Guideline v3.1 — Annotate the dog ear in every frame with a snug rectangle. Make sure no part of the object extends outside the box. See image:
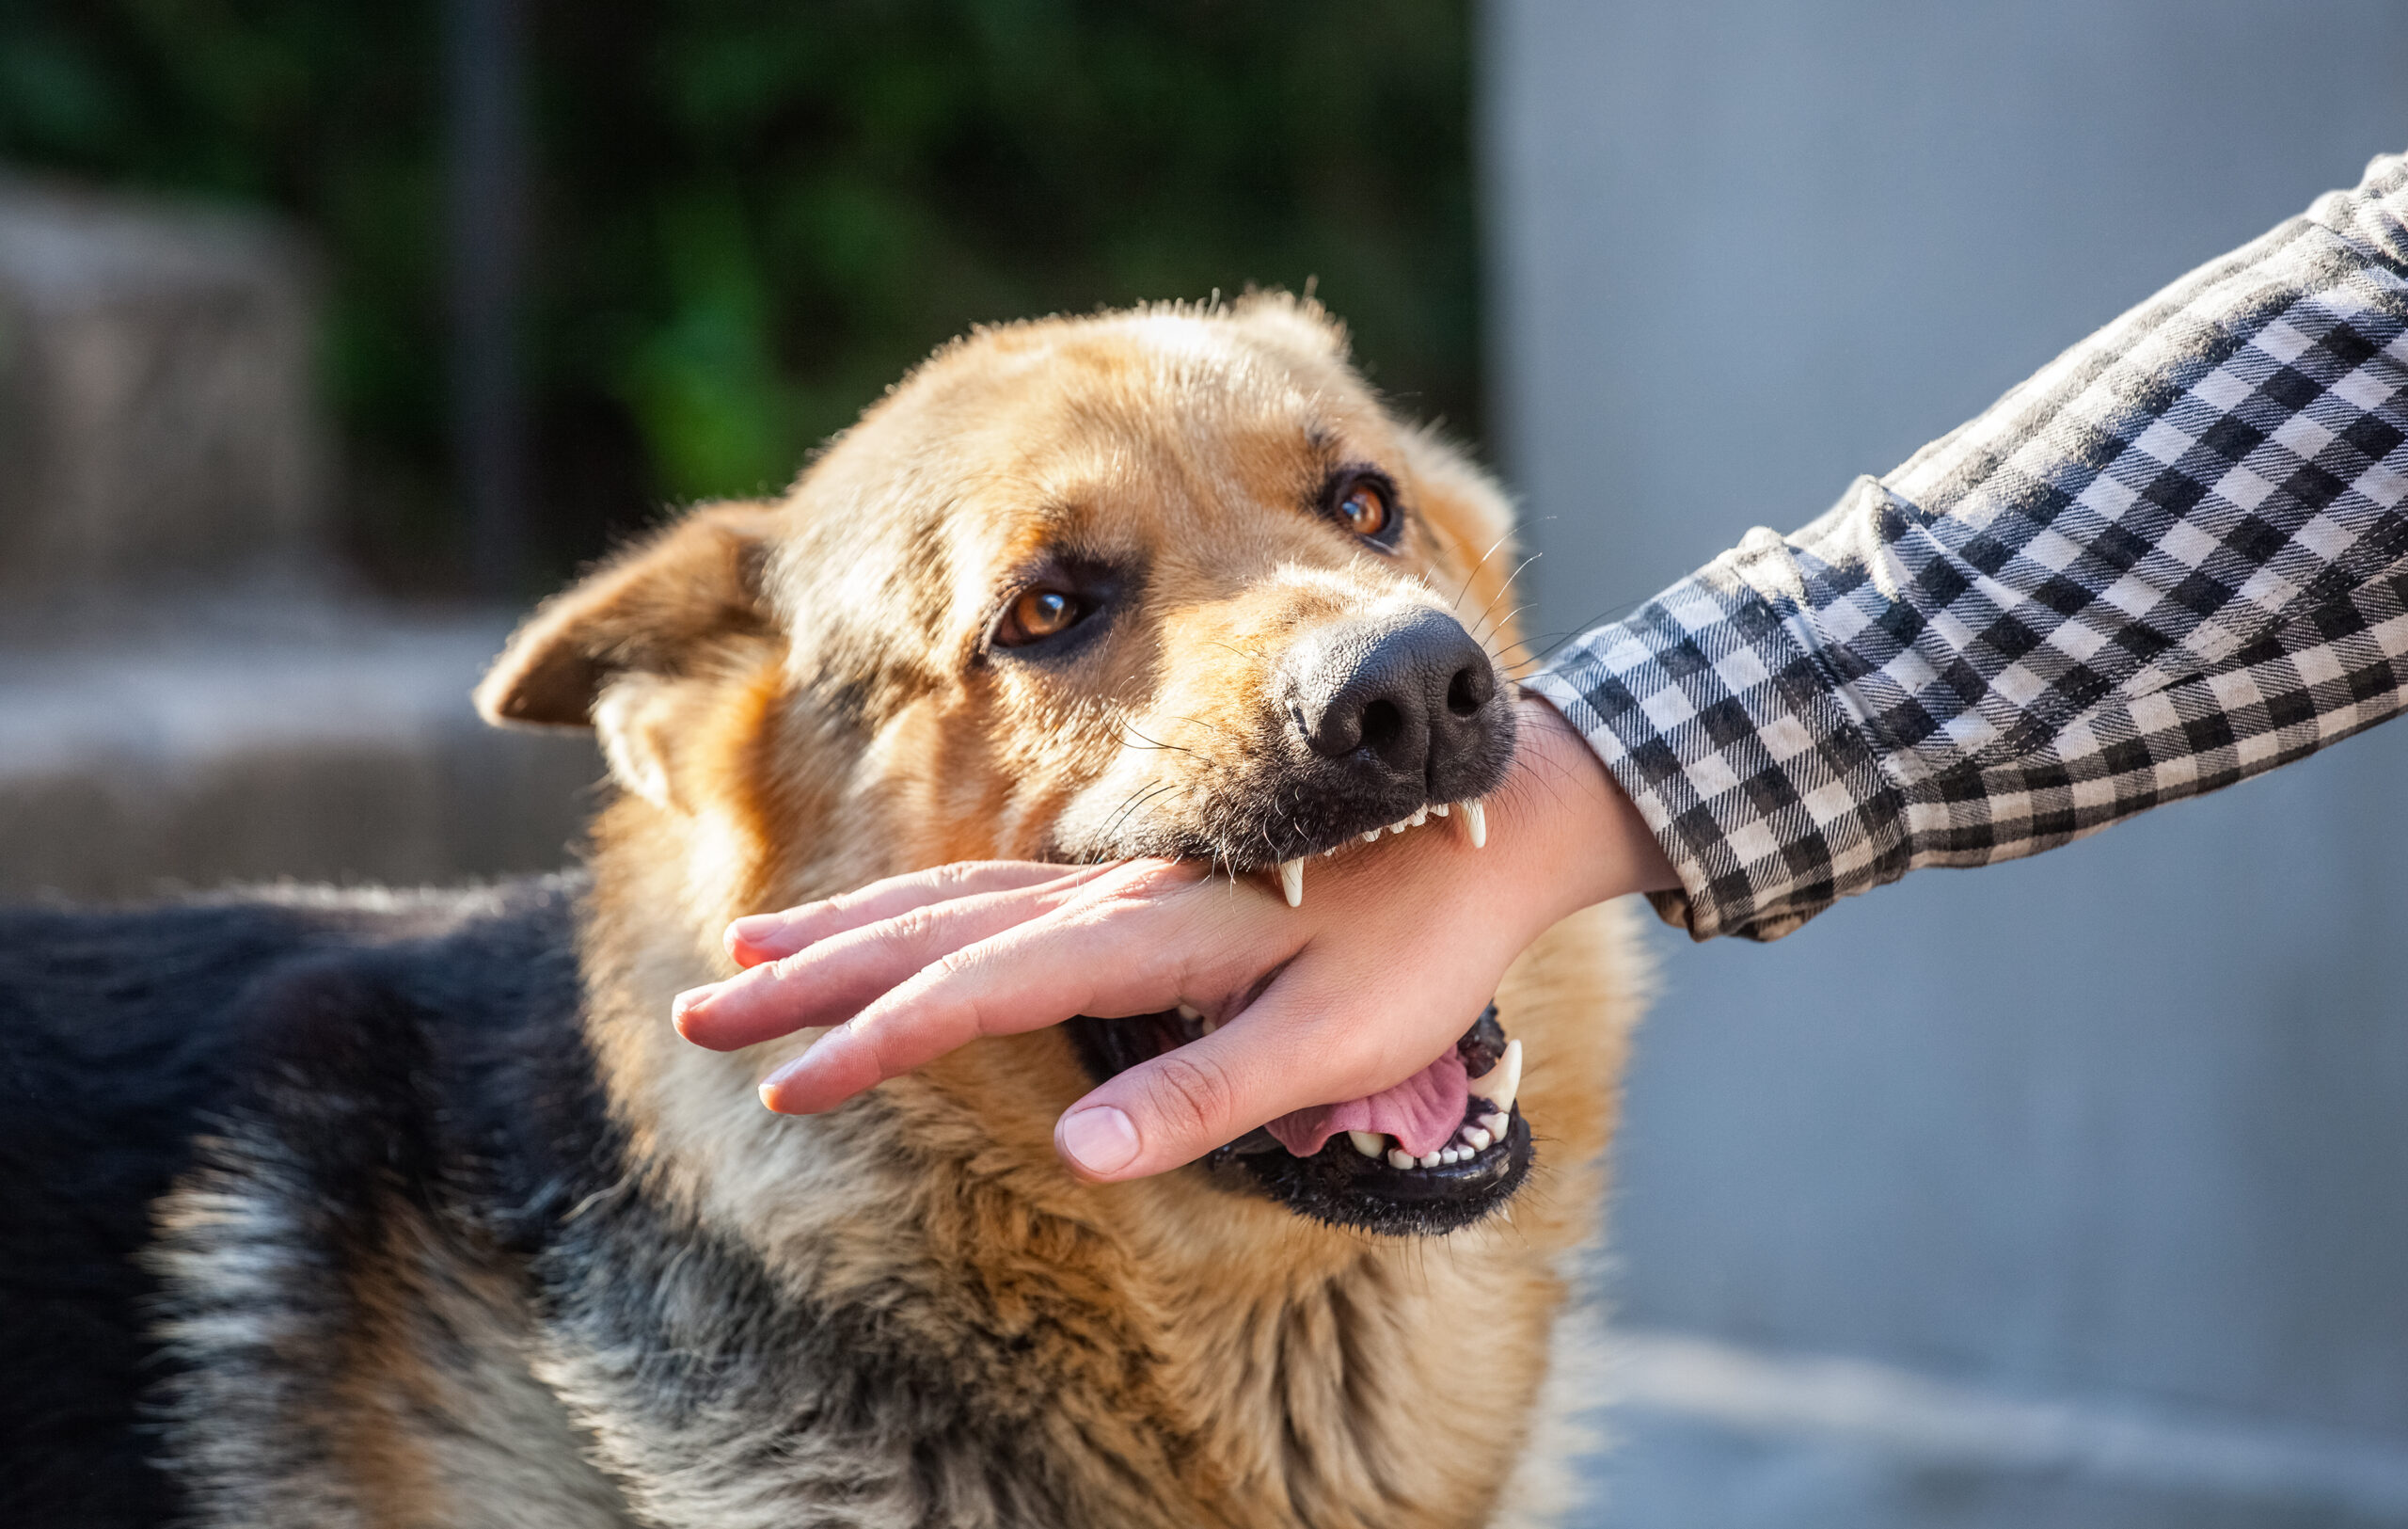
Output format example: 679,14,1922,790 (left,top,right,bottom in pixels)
476,502,782,801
